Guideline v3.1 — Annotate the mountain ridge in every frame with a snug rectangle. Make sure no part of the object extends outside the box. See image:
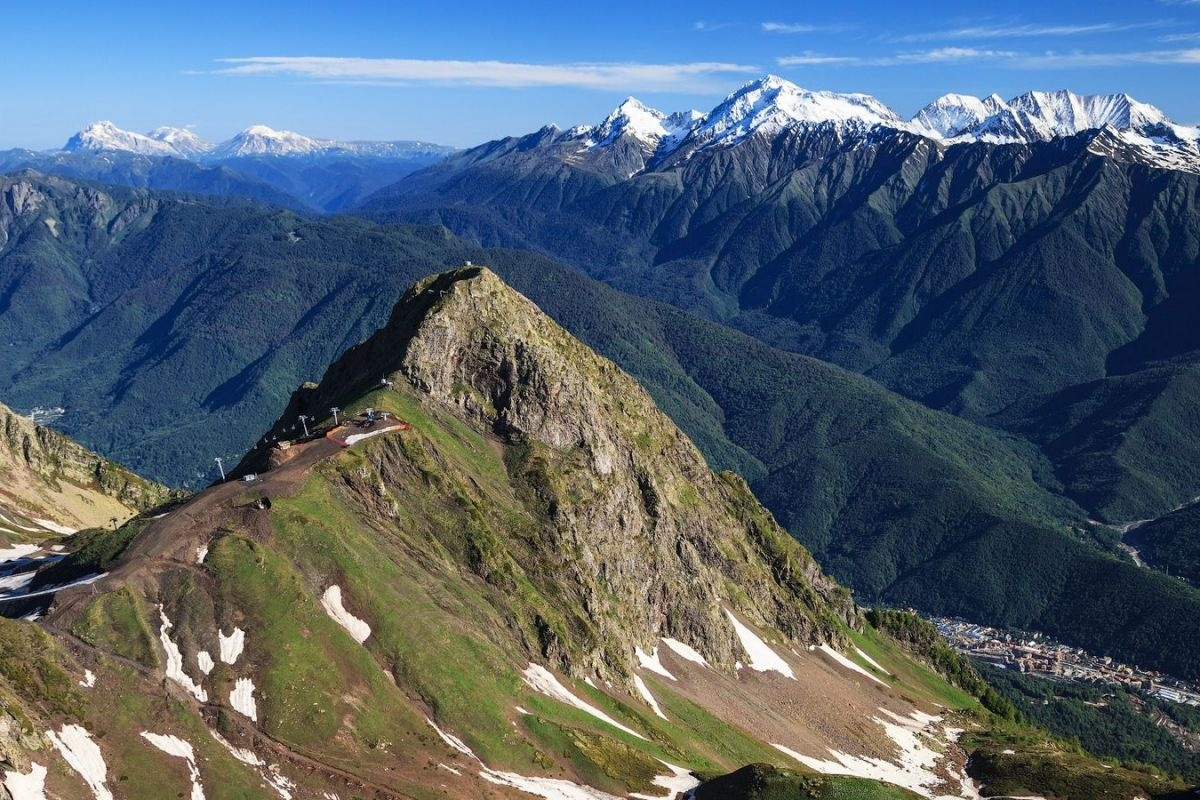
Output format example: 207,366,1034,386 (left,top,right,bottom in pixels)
0,264,1182,799
63,120,455,161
